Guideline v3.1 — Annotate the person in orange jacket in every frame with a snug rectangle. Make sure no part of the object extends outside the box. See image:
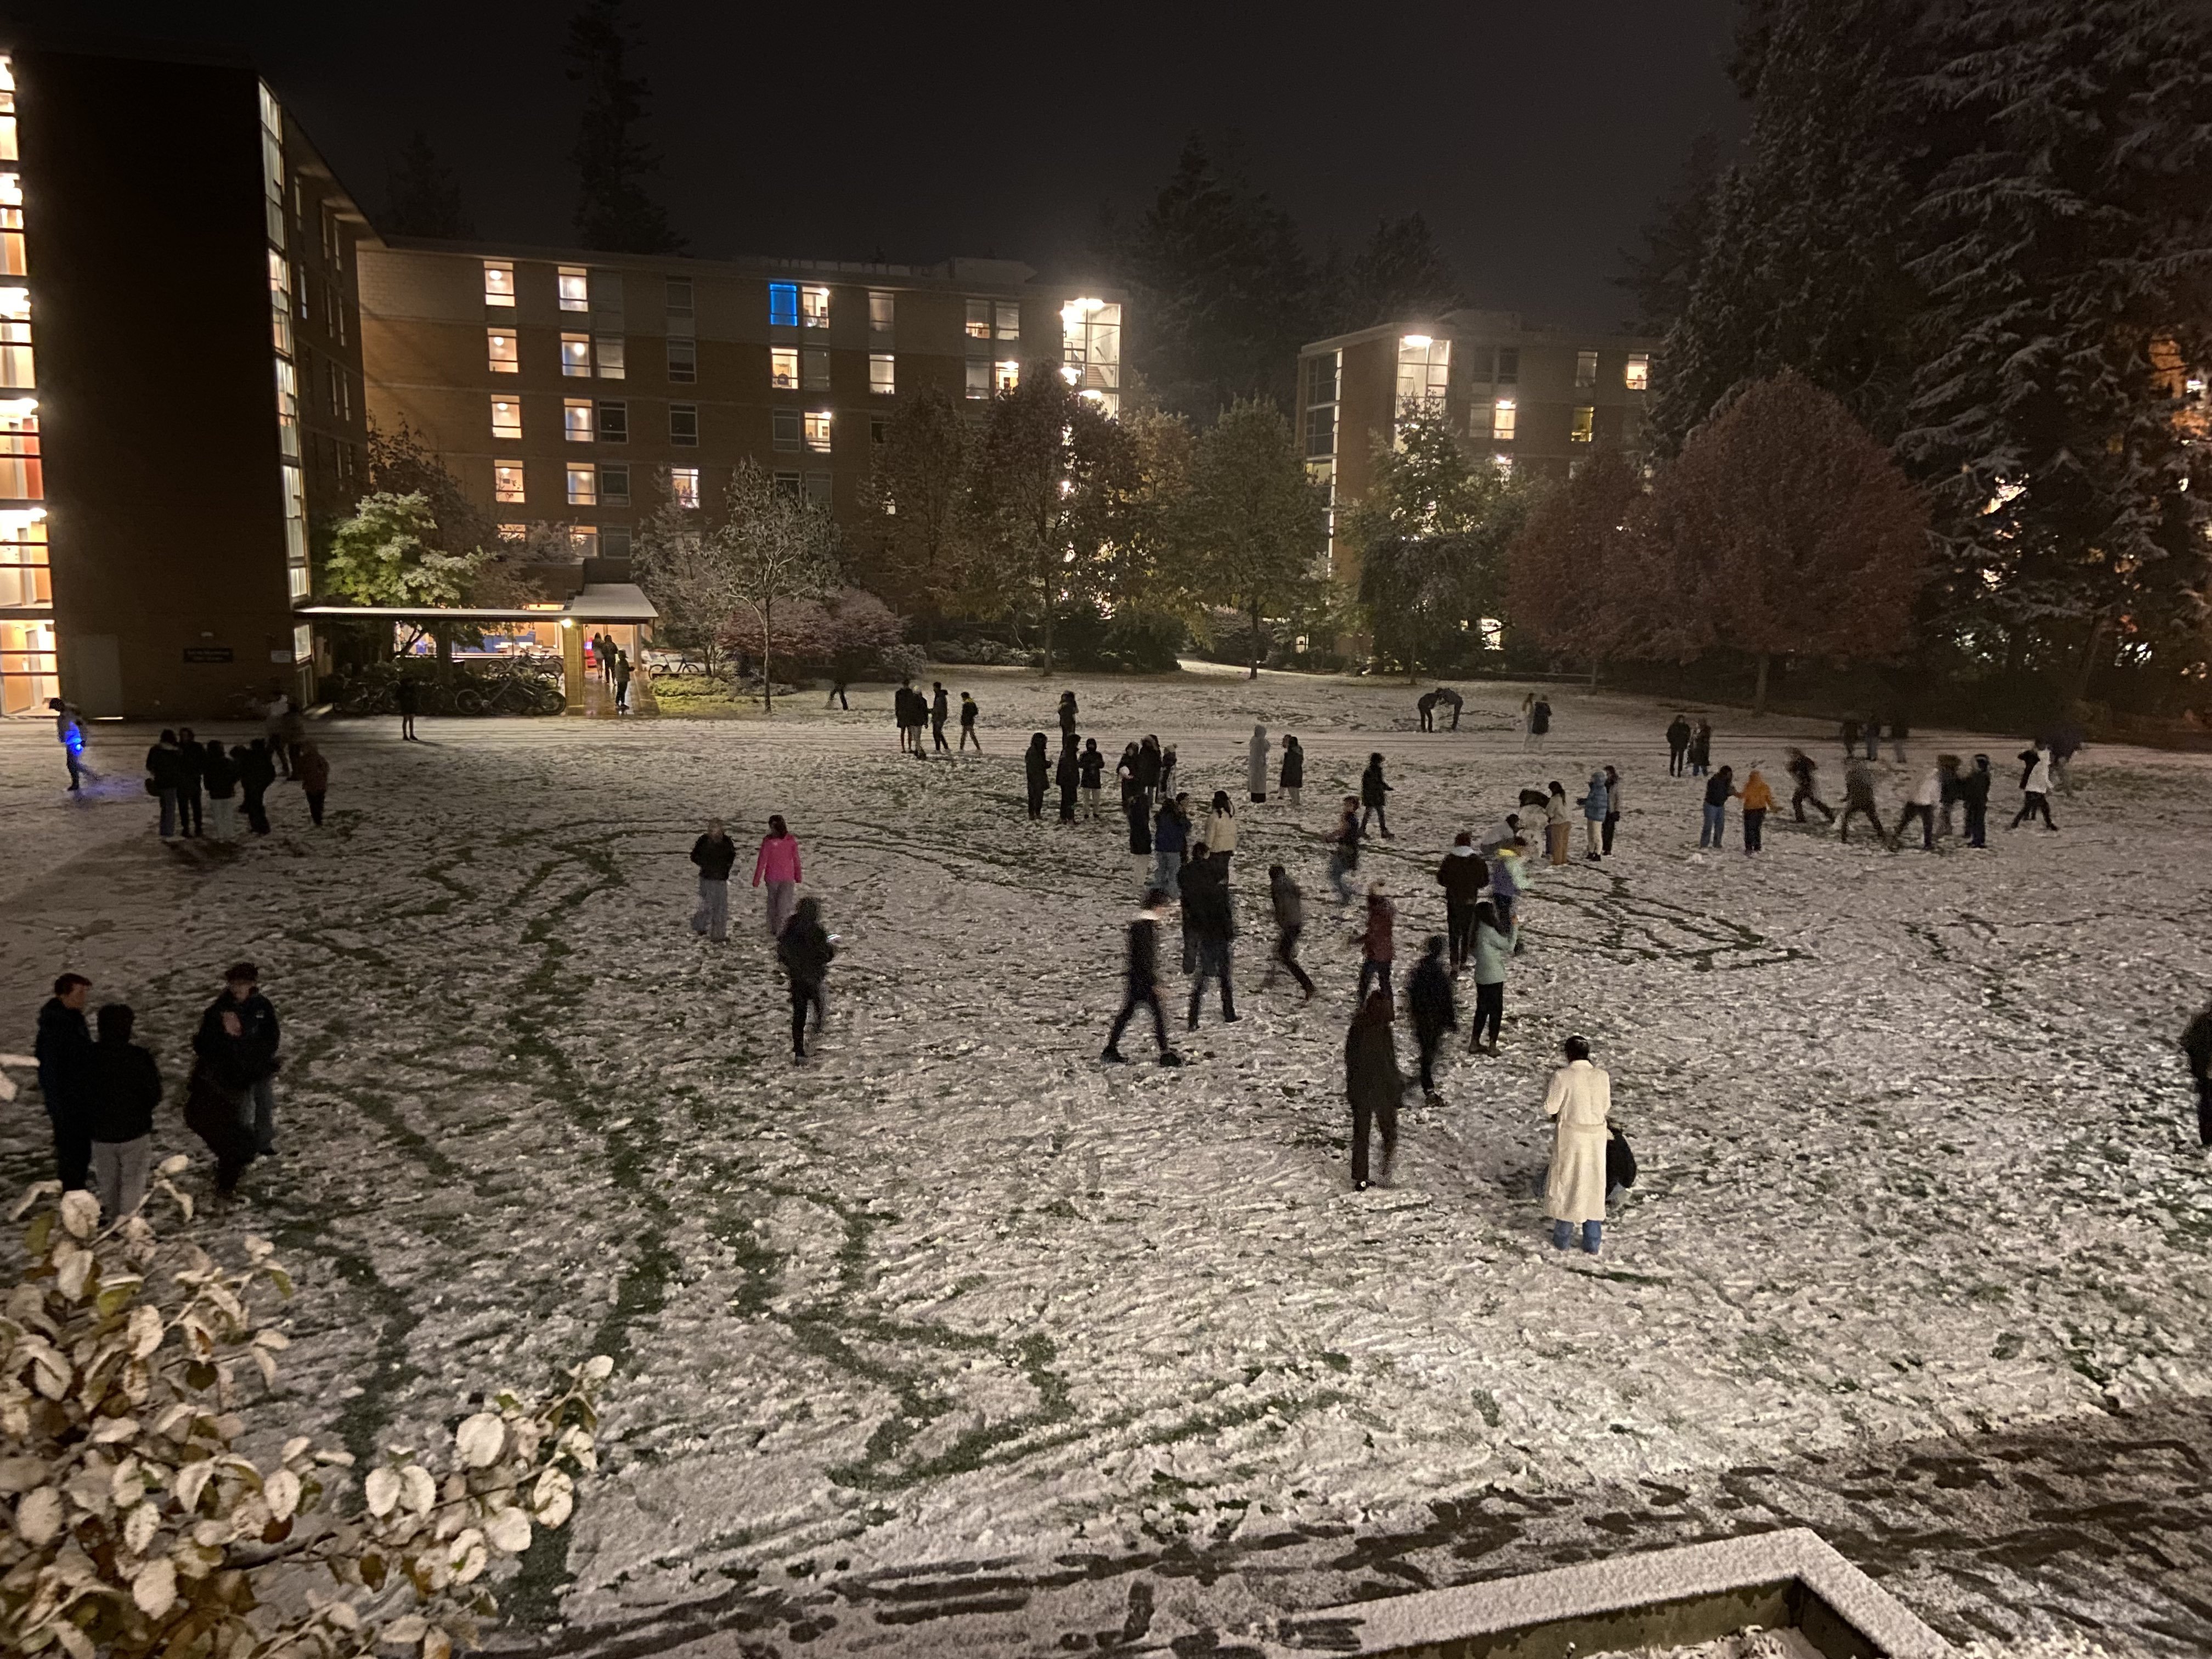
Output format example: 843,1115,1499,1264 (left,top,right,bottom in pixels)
1740,765,1776,855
